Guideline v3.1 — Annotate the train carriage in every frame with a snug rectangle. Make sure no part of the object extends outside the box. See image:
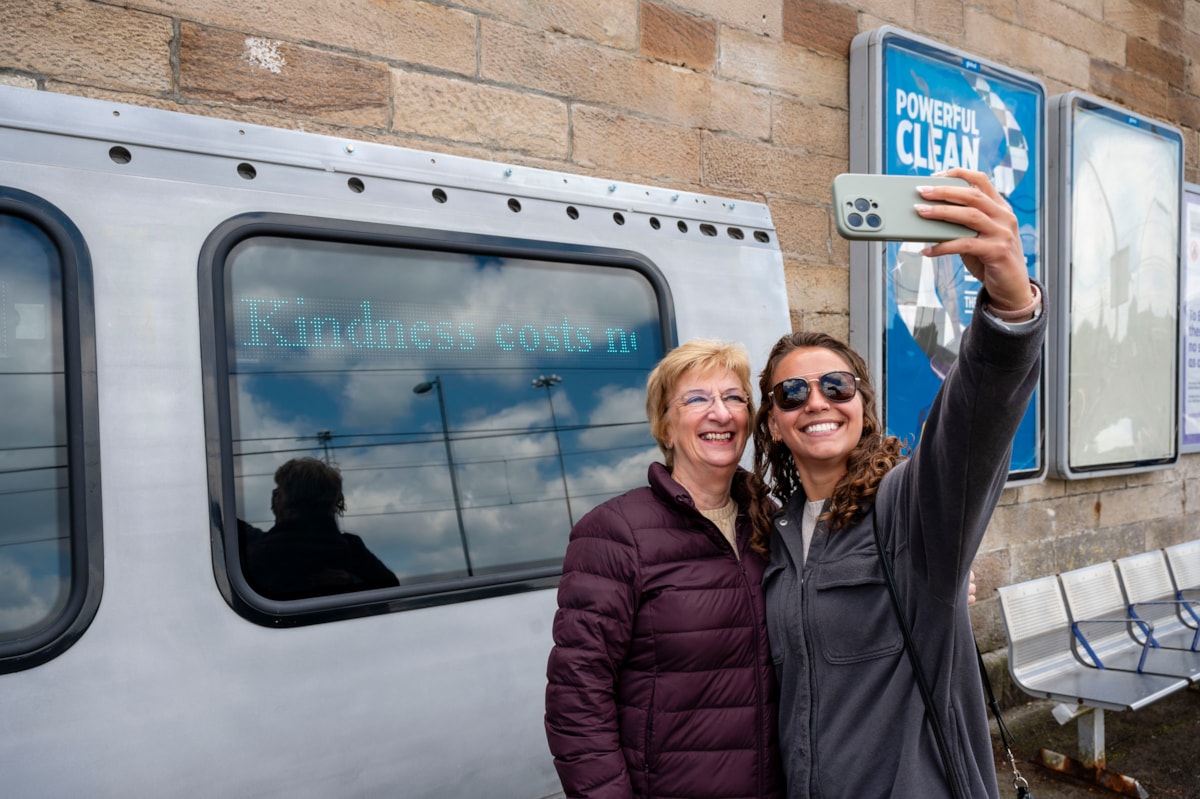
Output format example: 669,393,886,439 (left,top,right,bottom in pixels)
0,86,789,798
